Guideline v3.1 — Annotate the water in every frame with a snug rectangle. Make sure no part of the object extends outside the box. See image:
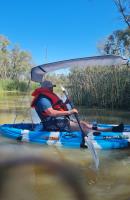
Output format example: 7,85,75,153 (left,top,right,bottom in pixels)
1,92,130,200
